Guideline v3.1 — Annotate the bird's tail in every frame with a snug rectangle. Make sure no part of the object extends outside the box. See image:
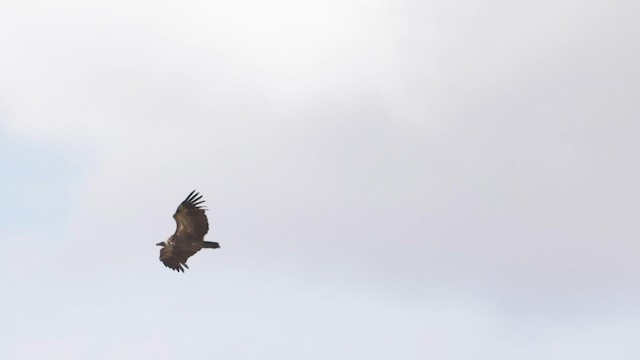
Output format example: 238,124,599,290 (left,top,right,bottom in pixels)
203,241,220,249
